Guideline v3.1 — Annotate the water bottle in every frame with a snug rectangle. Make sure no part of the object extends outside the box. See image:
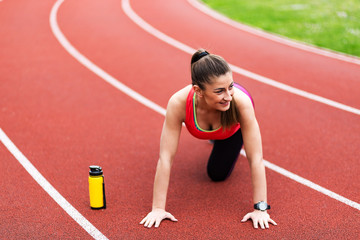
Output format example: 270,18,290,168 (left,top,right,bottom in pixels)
88,165,106,209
